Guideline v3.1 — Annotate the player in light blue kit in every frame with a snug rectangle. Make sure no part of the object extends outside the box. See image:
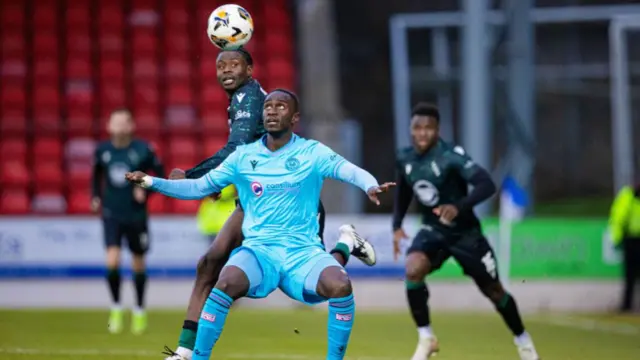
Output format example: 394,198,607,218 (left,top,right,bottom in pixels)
126,89,394,360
